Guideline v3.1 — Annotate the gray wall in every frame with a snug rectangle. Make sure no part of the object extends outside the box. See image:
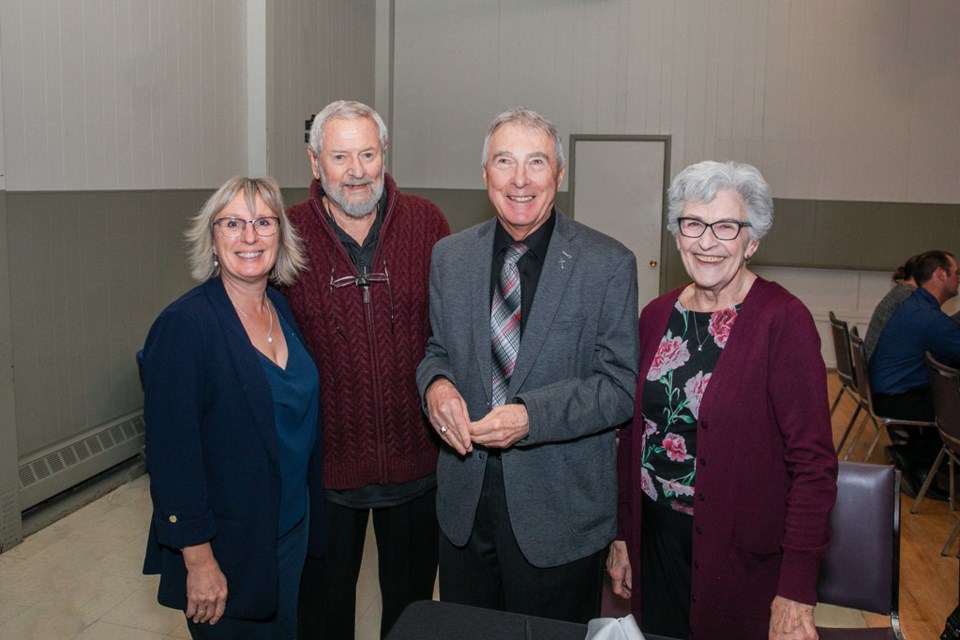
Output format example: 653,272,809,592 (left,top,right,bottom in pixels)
267,0,377,186
389,0,960,206
1,0,959,539
0,0,377,542
5,191,199,457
